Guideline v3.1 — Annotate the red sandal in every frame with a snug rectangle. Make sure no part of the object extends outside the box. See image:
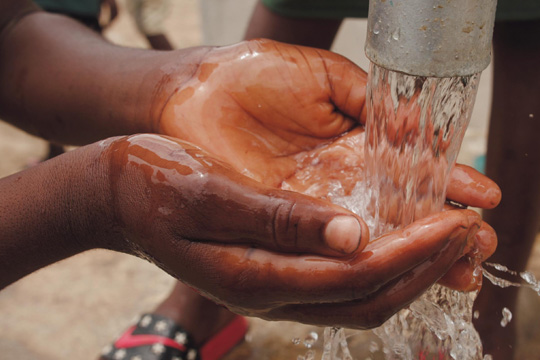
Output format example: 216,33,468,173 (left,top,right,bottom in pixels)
100,313,248,360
